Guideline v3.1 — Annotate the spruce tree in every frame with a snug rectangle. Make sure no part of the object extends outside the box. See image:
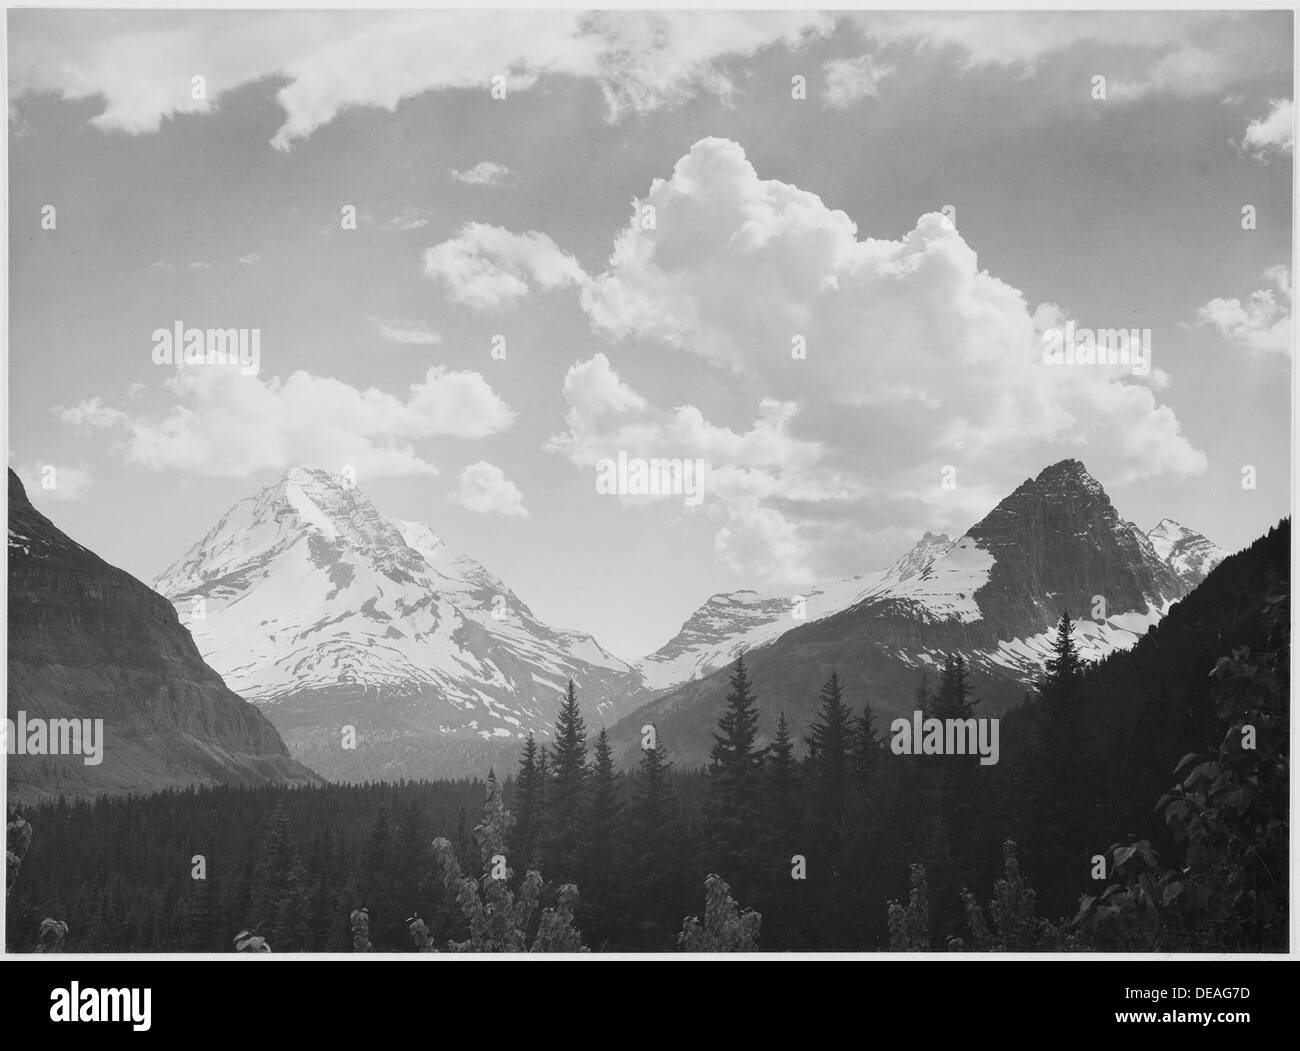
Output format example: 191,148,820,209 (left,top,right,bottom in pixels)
1029,610,1094,909
583,728,625,944
807,671,853,810
763,712,800,843
706,656,765,894
630,738,677,948
852,702,882,786
545,680,589,880
708,656,763,808
933,653,977,720
511,734,545,869
249,804,310,951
